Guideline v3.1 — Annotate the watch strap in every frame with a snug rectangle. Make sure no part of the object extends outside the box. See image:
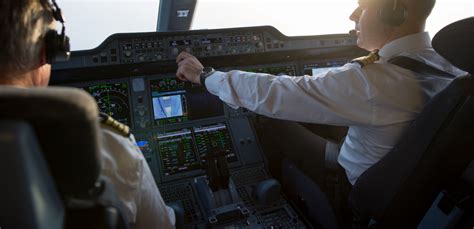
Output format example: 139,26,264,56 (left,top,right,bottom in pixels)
200,67,215,90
